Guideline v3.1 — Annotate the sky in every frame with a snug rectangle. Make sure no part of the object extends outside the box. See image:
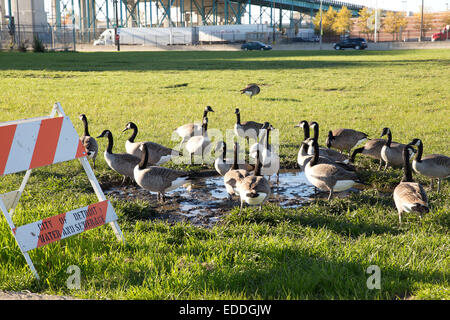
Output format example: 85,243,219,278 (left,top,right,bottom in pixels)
341,0,448,13
38,0,449,14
